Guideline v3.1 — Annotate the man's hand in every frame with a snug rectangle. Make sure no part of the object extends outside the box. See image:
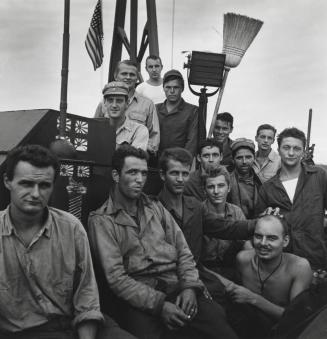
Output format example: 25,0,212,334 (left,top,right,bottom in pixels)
175,288,198,320
225,283,256,304
161,301,189,330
